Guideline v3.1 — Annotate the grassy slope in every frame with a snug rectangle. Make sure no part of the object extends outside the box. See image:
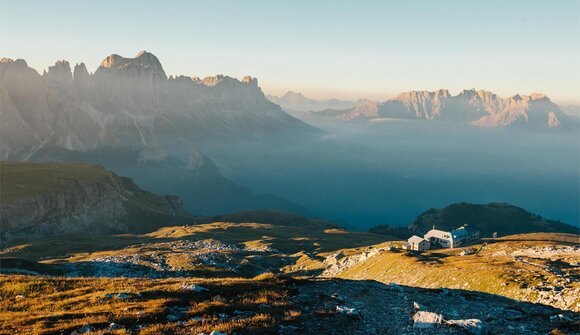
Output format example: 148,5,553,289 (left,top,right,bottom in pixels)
149,221,386,254
334,233,579,310
0,161,112,203
0,220,390,278
0,274,297,335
